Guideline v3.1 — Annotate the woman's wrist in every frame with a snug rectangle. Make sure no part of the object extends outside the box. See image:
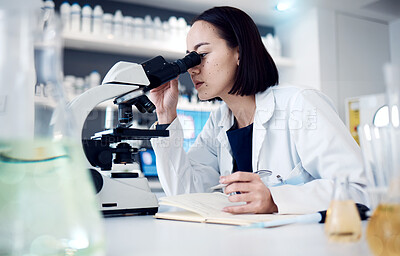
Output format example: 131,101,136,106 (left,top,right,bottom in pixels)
157,112,177,124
